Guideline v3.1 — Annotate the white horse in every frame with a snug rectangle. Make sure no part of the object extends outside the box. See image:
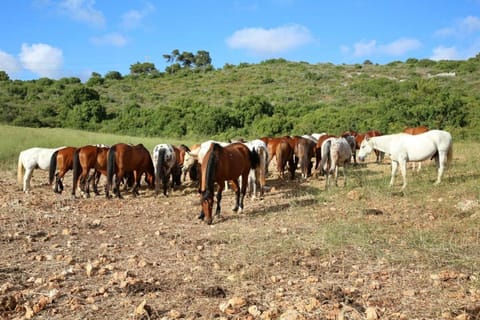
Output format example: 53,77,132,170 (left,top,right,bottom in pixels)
358,130,453,190
17,146,65,192
152,143,177,196
319,137,352,189
243,139,269,199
